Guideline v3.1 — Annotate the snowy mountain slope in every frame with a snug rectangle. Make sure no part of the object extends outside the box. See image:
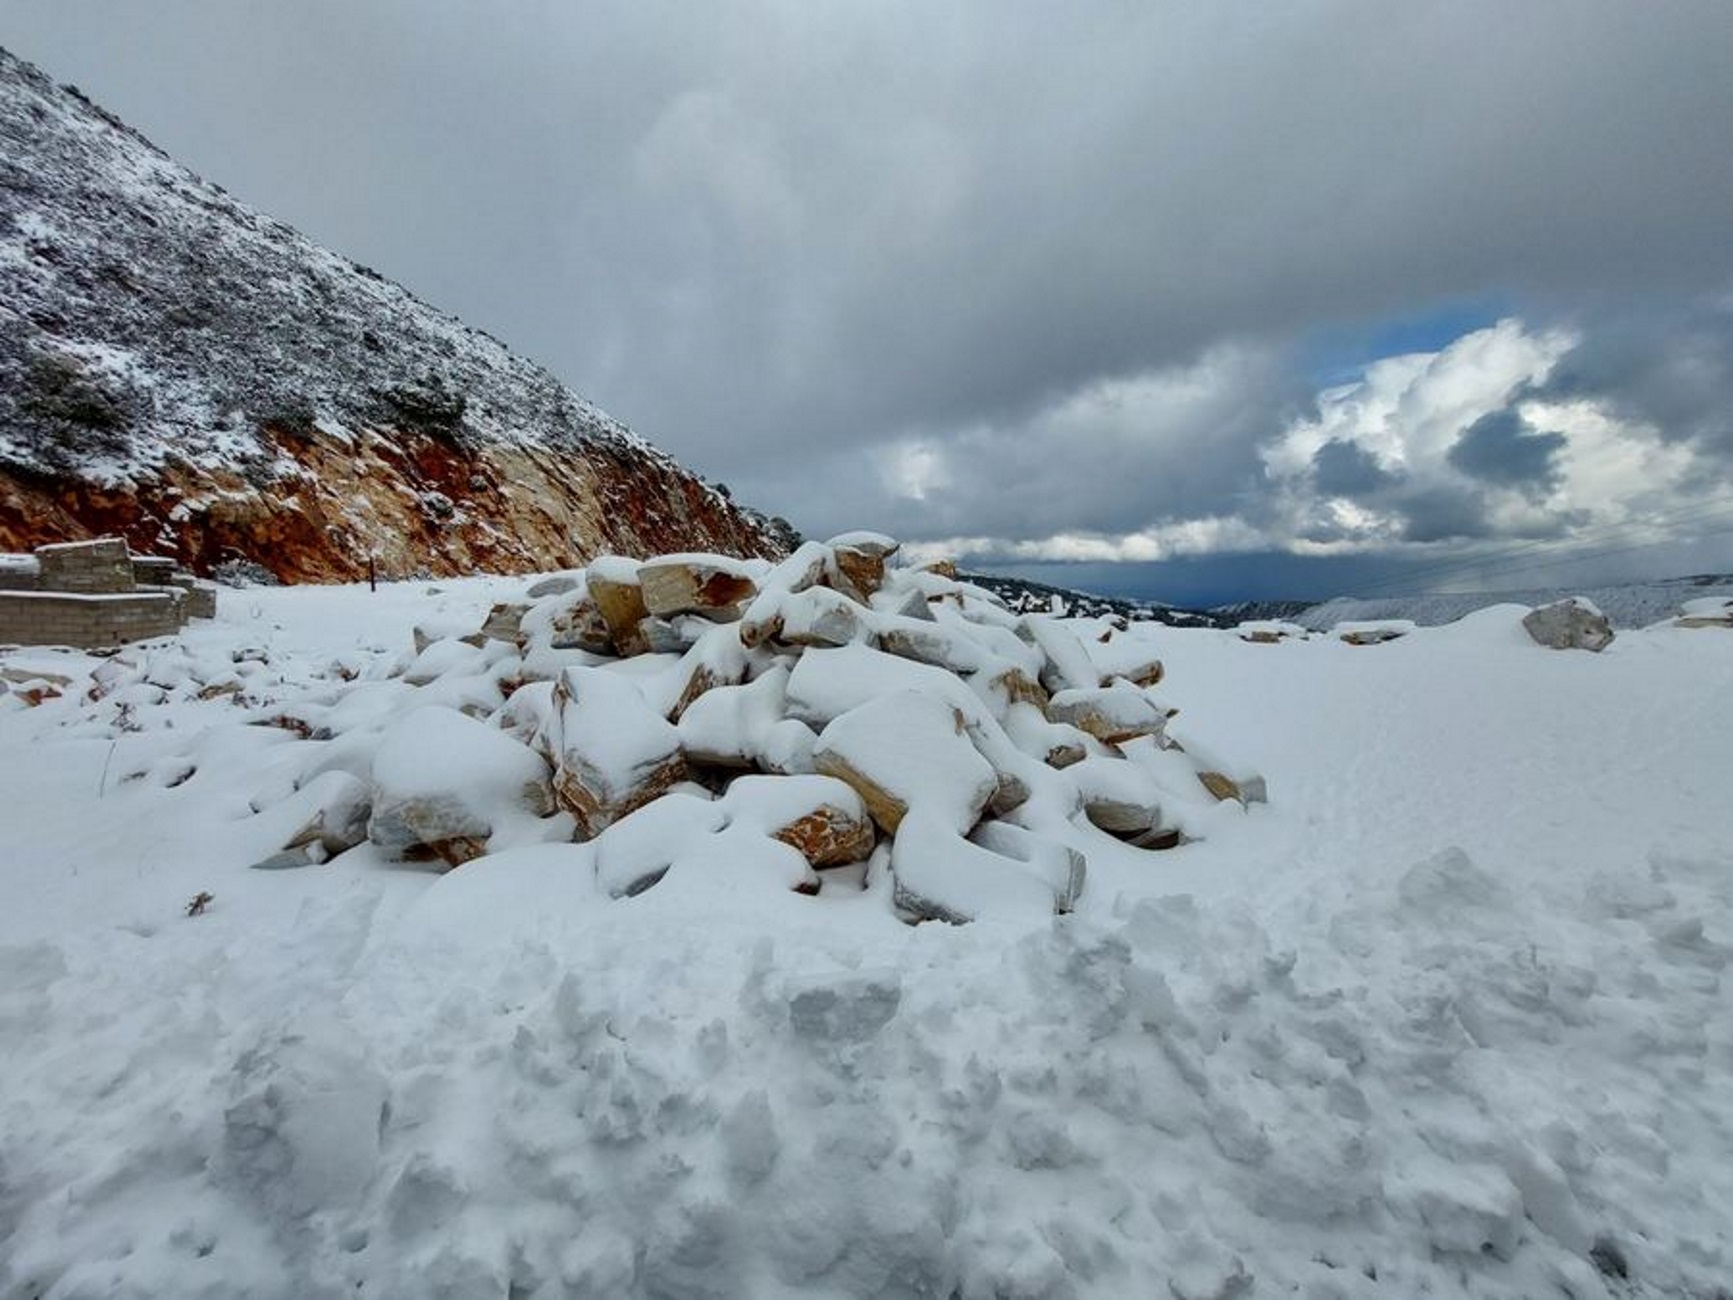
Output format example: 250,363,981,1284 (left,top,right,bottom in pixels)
960,571,1220,626
2,579,1730,1298
0,47,793,579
